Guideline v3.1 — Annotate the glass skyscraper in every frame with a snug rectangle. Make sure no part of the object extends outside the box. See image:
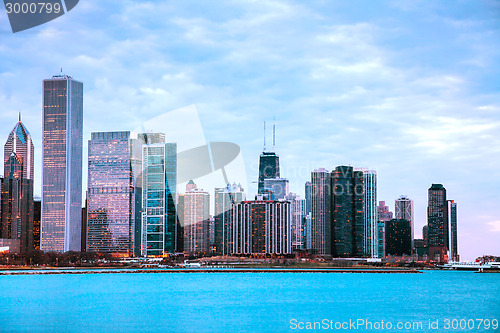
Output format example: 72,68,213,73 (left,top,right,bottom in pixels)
41,75,83,252
257,152,280,193
141,137,177,257
1,118,34,253
427,184,448,262
359,169,378,258
87,132,143,256
448,200,458,261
